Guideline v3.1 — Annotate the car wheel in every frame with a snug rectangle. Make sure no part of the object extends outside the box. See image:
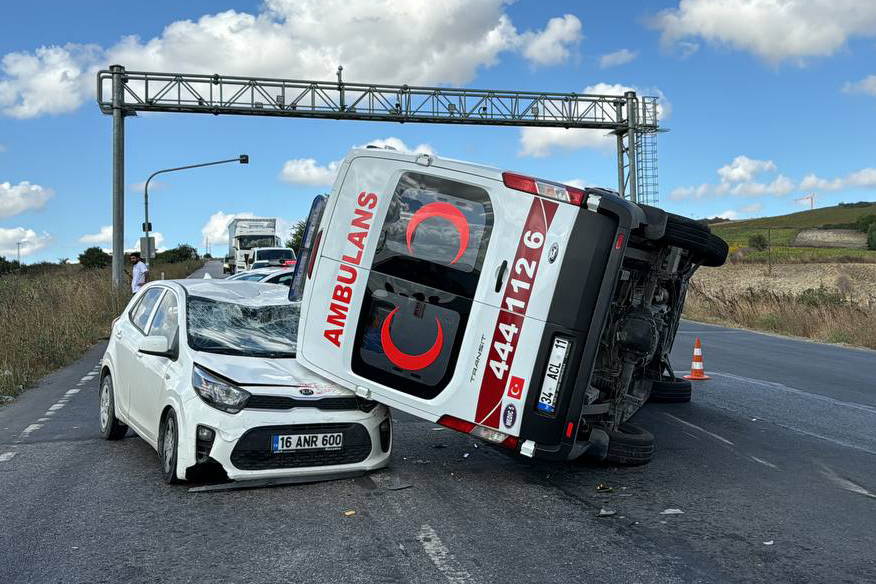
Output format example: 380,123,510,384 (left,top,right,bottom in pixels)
662,213,728,268
648,377,692,403
99,375,127,440
159,410,182,484
604,423,655,466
